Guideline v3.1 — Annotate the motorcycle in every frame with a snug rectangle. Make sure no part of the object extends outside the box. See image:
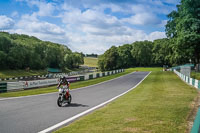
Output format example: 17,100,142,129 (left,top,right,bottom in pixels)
57,85,72,107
